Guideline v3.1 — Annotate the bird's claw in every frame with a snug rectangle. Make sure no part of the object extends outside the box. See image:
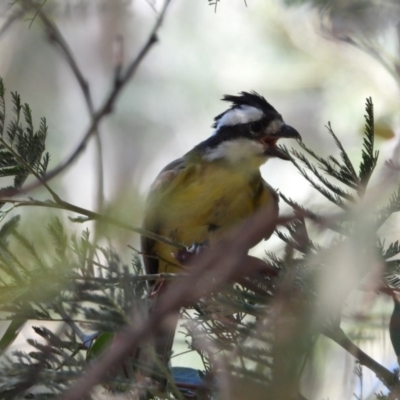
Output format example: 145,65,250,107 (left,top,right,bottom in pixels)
173,240,209,265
